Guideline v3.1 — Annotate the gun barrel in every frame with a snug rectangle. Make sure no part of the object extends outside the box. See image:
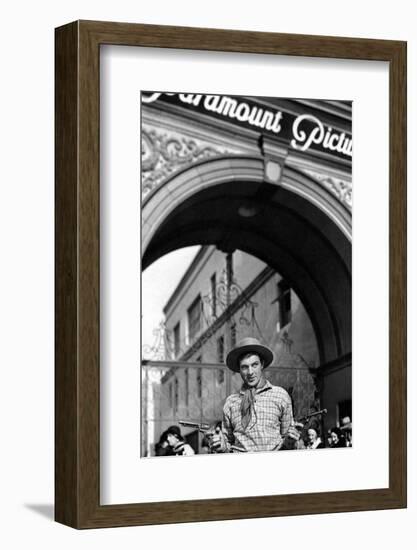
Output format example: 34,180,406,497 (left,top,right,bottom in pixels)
310,408,327,417
298,408,328,423
179,420,210,431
